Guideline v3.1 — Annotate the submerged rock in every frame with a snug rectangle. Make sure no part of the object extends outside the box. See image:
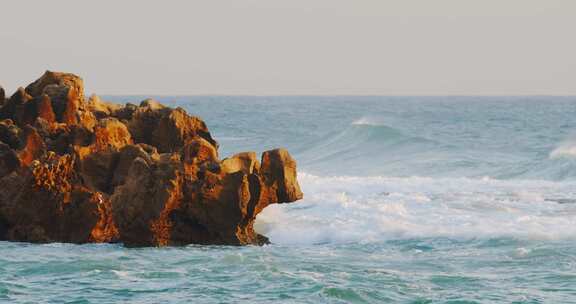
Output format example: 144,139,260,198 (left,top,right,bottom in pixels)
0,71,302,246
